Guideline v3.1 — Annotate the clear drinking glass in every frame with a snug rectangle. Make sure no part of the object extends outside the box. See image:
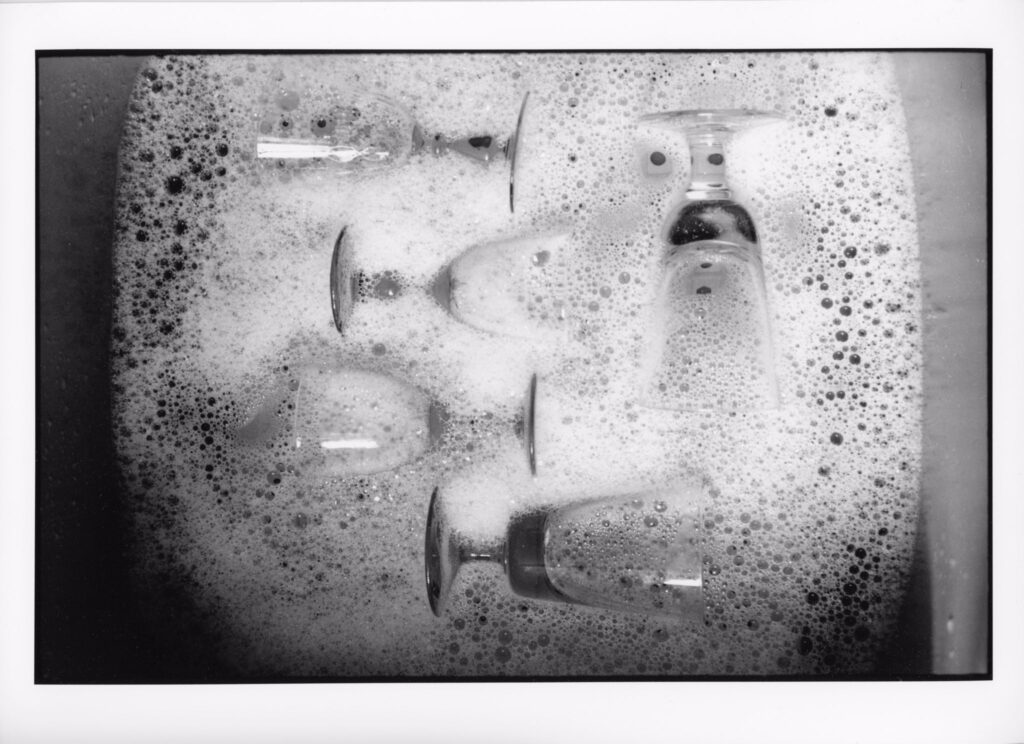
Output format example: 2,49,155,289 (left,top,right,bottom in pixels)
257,88,530,212
331,226,579,342
237,364,537,477
638,109,784,412
424,477,706,618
